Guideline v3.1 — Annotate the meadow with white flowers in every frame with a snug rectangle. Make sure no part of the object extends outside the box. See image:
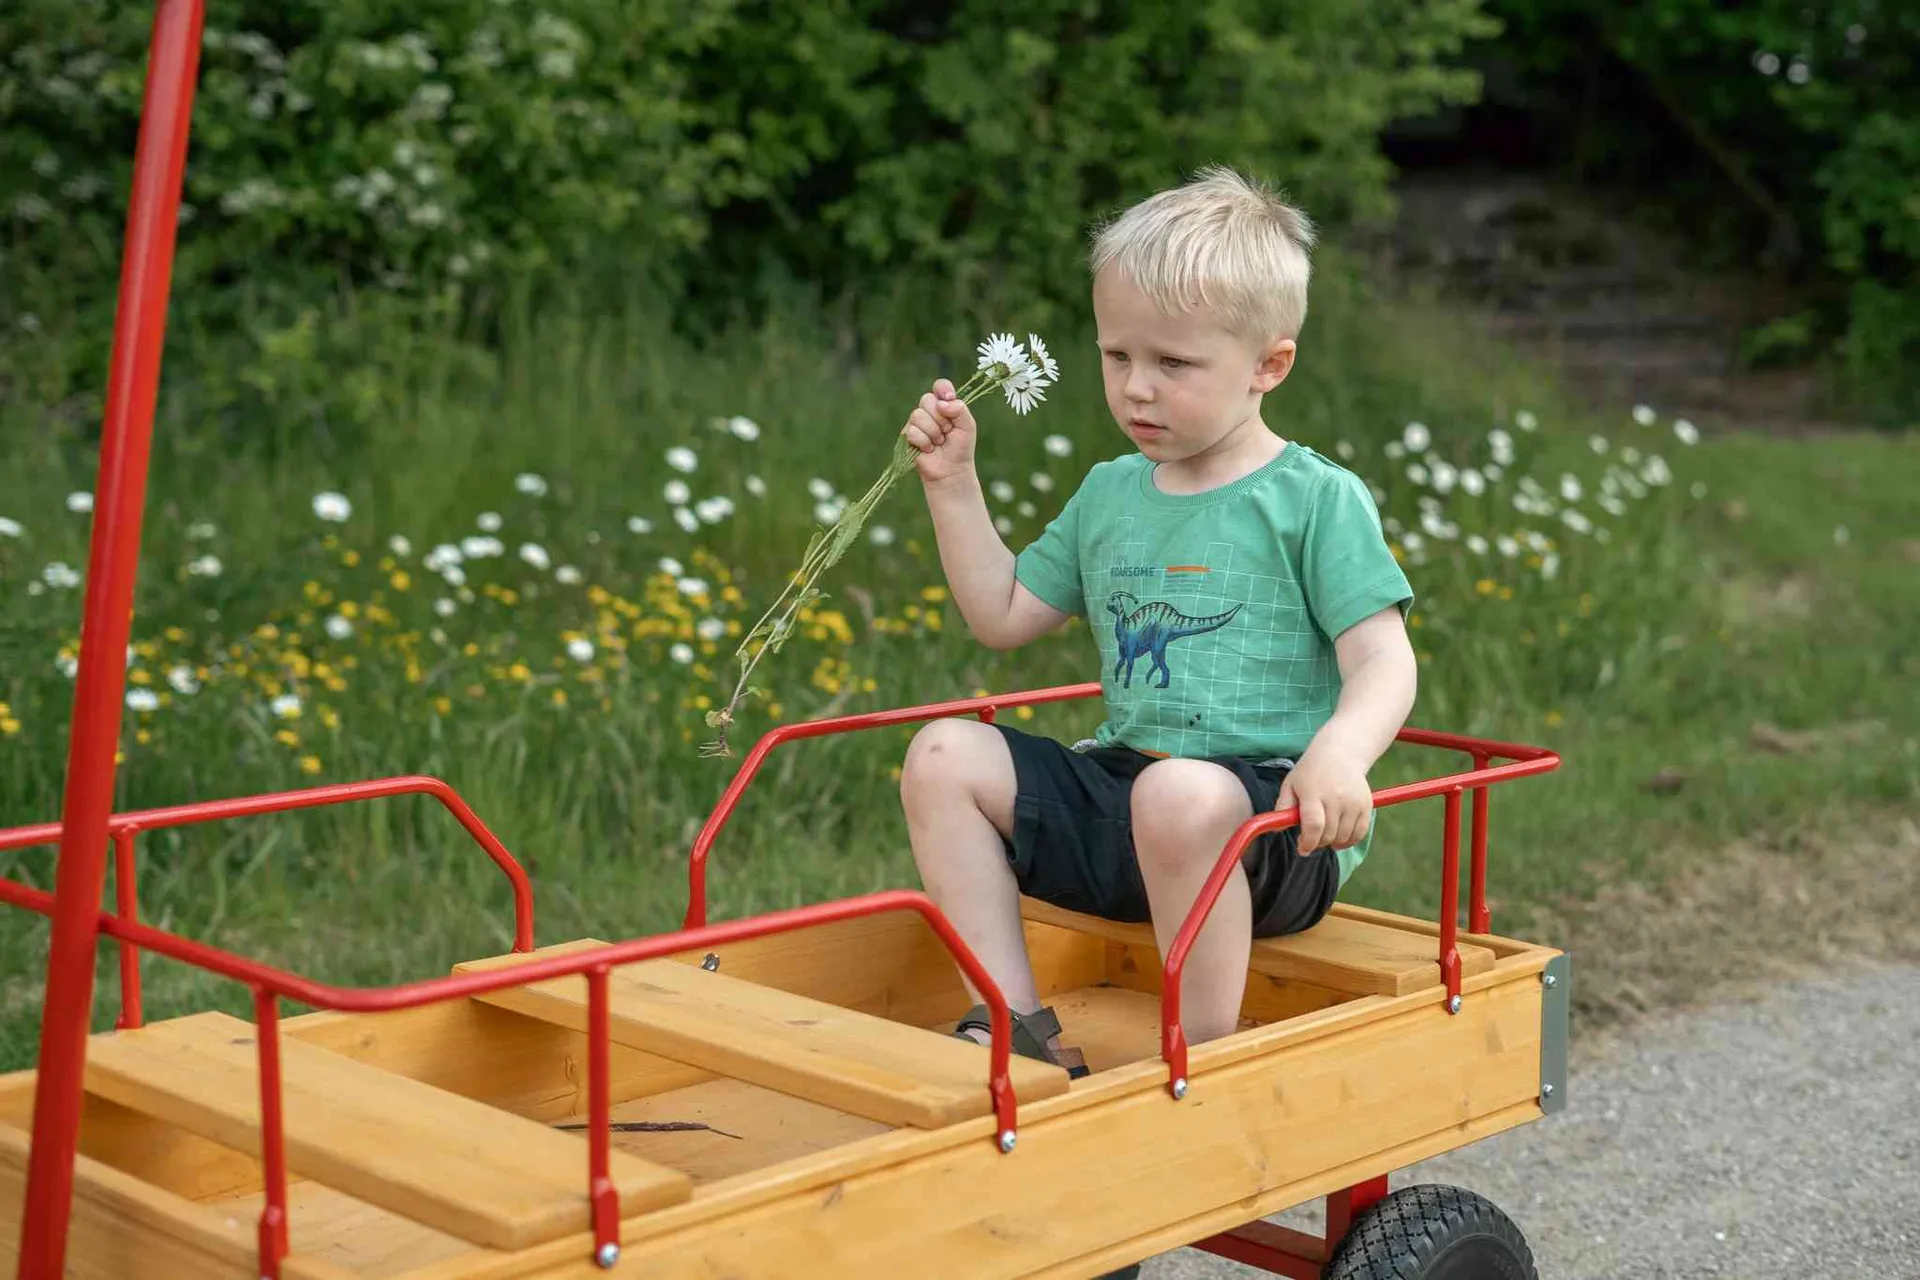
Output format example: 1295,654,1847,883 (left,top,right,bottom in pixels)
1,277,1914,1065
